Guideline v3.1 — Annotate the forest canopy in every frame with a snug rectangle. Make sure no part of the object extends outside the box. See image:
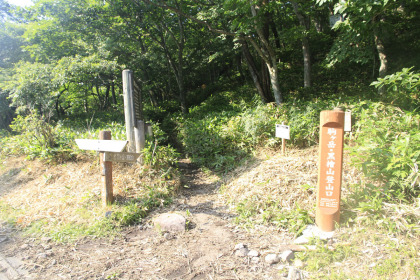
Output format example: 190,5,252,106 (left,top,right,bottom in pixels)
0,0,419,127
